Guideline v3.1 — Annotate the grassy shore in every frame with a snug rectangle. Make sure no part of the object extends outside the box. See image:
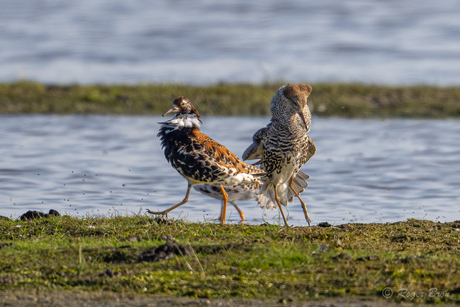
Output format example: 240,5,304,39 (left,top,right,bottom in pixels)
0,215,459,305
1,81,460,117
